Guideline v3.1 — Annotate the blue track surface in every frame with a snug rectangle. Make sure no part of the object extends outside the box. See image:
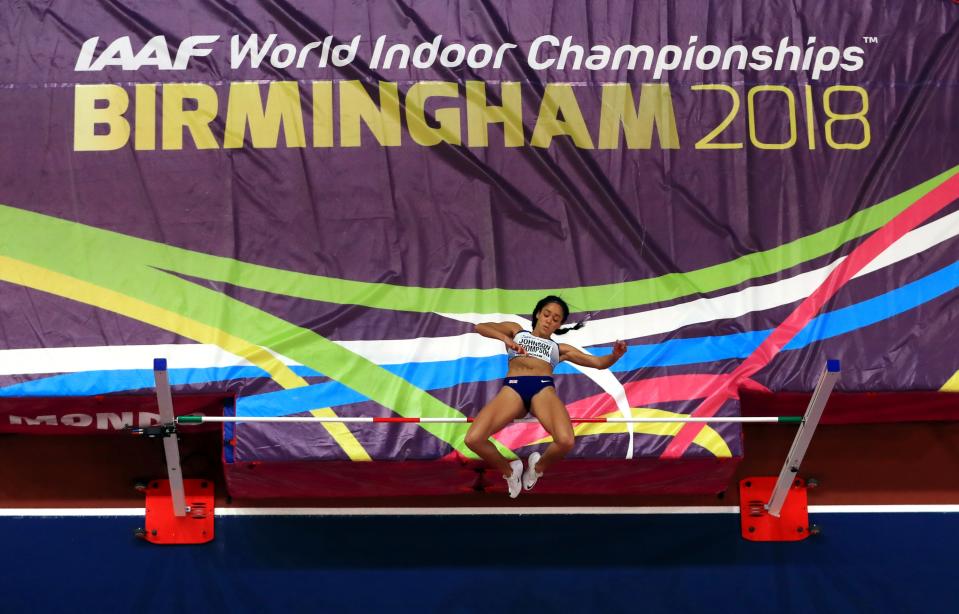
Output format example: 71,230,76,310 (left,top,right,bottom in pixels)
1,512,955,613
